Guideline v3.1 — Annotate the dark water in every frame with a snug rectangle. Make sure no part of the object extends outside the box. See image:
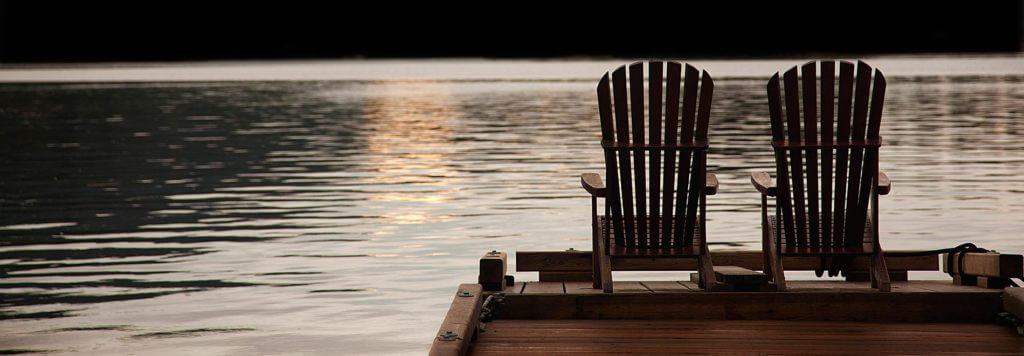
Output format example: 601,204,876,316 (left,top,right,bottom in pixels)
2,59,1024,354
